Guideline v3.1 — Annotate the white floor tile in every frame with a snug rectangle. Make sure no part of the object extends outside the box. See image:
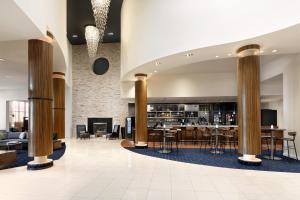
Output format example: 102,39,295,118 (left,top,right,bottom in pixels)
147,189,171,200
0,138,300,200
